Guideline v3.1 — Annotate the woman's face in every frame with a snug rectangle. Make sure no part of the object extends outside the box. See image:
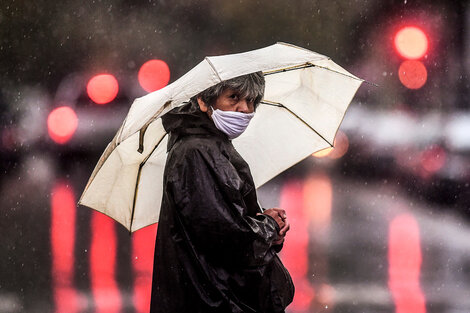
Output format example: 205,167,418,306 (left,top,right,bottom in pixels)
197,88,255,115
